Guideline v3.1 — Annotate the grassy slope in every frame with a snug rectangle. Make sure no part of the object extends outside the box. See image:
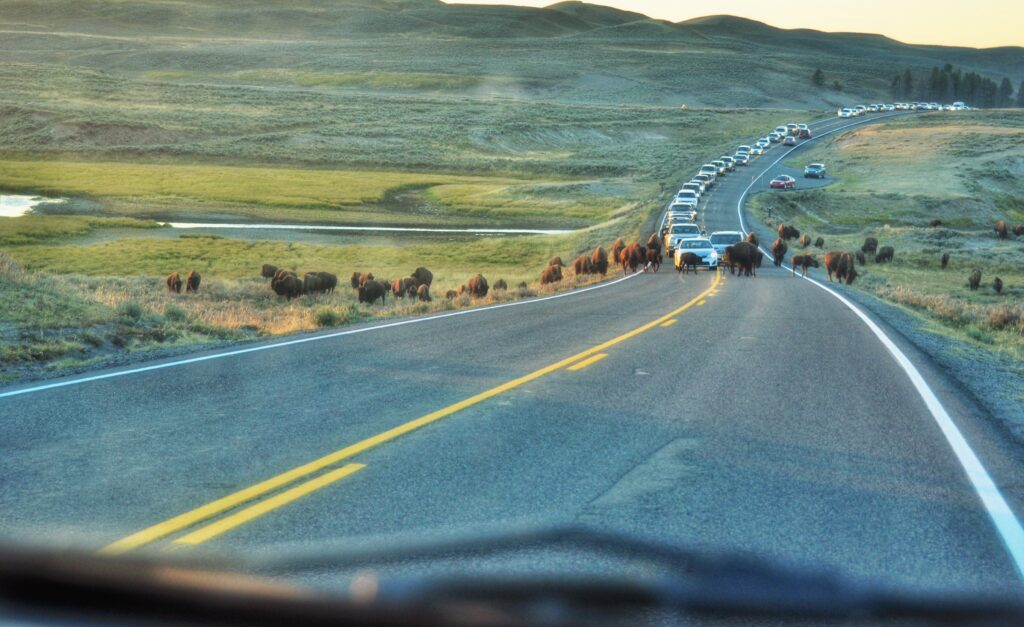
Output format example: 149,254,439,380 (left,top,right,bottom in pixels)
751,110,1024,358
